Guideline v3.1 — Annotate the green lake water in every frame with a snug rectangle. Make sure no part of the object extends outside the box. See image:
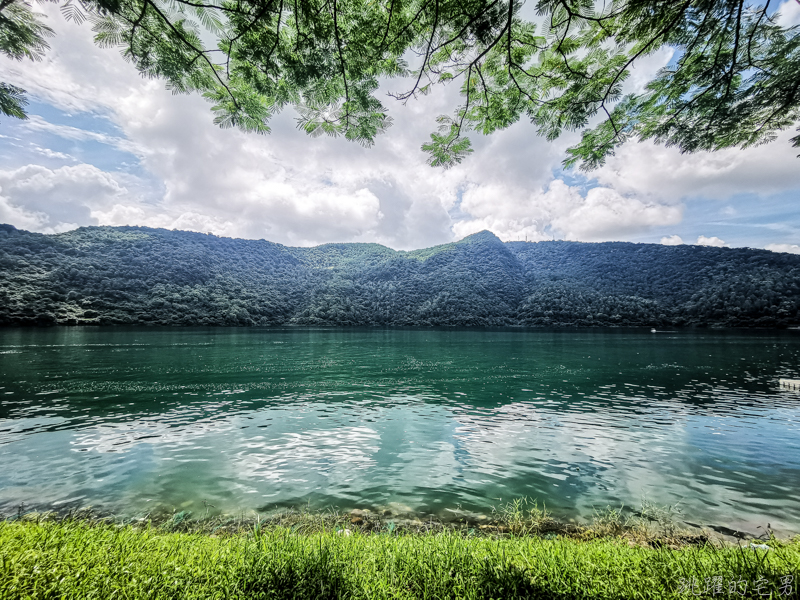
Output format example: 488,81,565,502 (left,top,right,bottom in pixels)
1,327,799,536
